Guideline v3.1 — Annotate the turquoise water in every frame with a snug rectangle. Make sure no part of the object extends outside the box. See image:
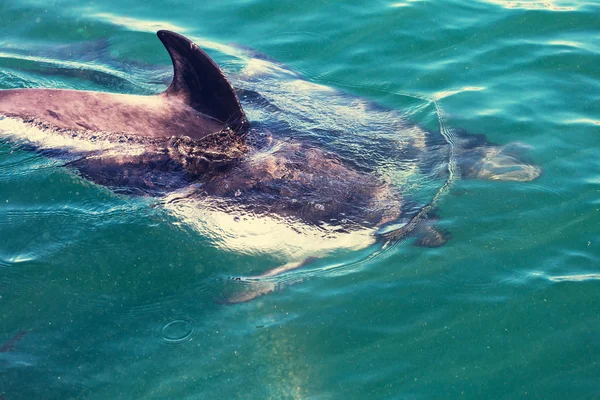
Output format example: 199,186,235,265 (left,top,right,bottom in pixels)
1,0,599,398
